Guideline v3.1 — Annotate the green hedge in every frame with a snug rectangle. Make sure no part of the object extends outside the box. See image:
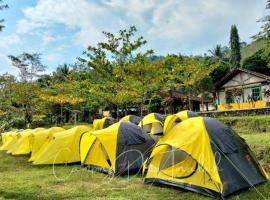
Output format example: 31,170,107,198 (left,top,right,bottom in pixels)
219,115,270,134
